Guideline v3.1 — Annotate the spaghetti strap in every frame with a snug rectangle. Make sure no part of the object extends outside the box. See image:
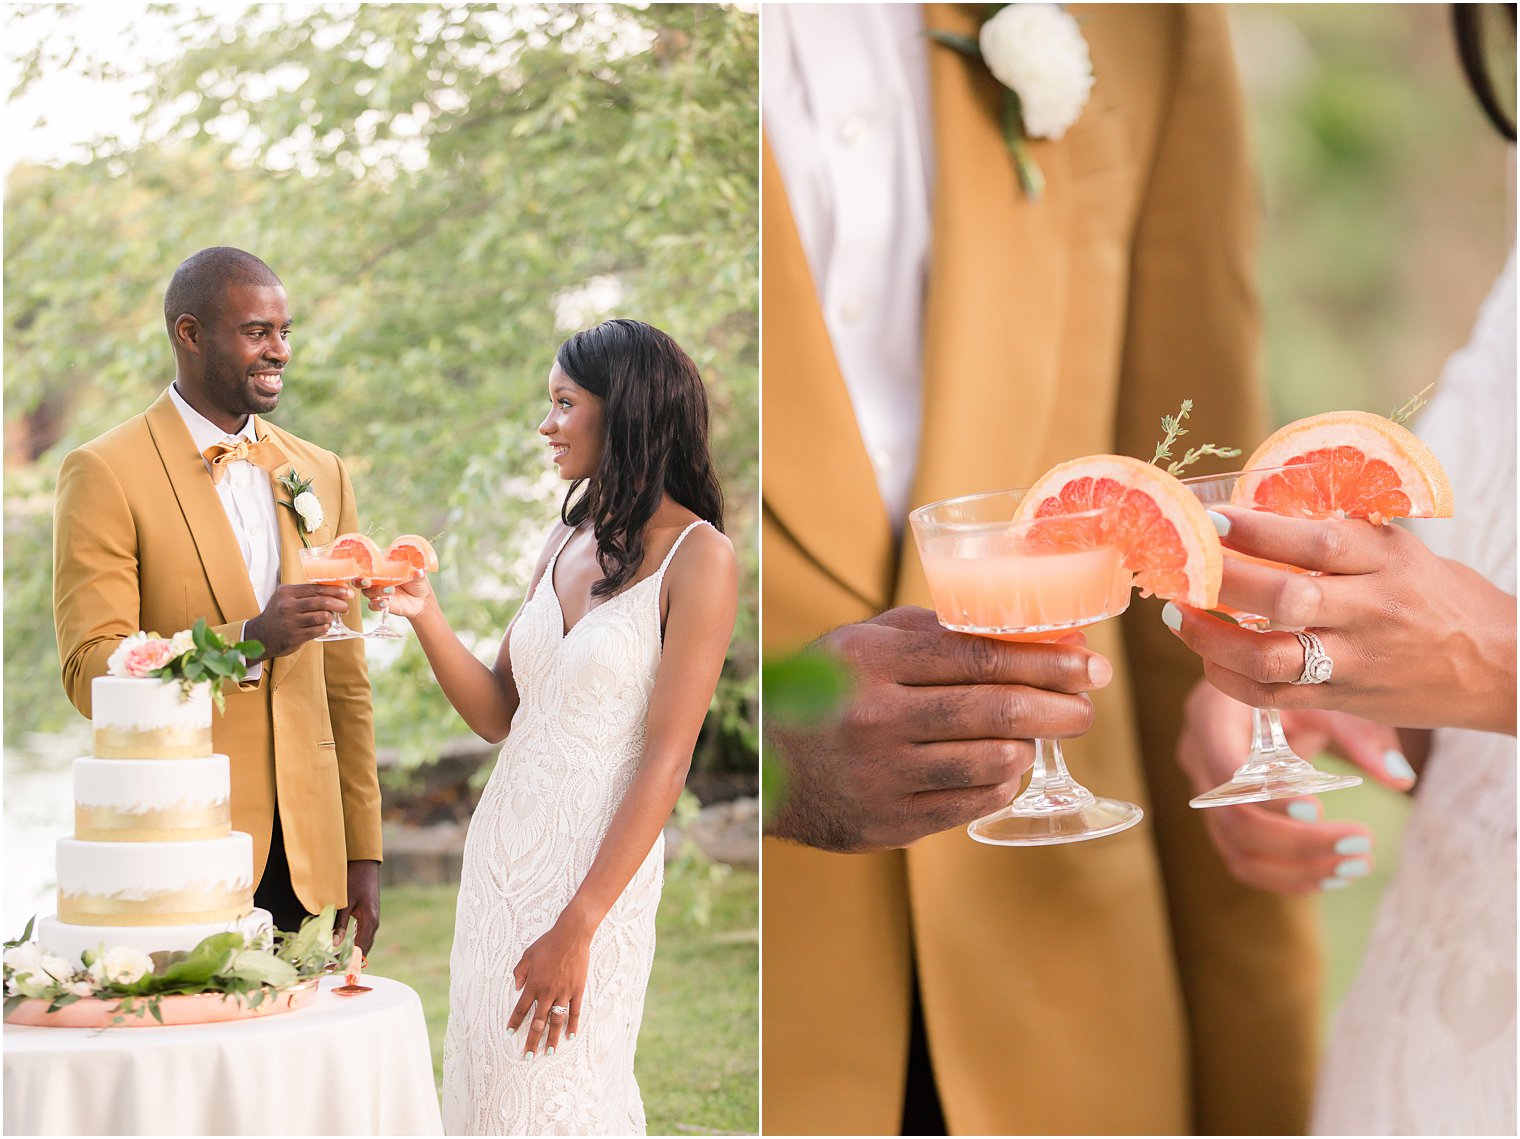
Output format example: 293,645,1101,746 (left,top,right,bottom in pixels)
655,519,710,580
